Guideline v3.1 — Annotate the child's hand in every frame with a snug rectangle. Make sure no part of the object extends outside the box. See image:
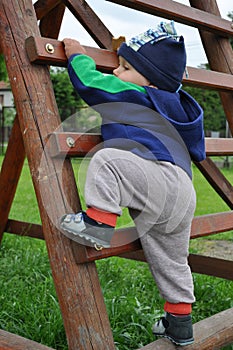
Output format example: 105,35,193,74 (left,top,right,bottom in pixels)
63,38,87,58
